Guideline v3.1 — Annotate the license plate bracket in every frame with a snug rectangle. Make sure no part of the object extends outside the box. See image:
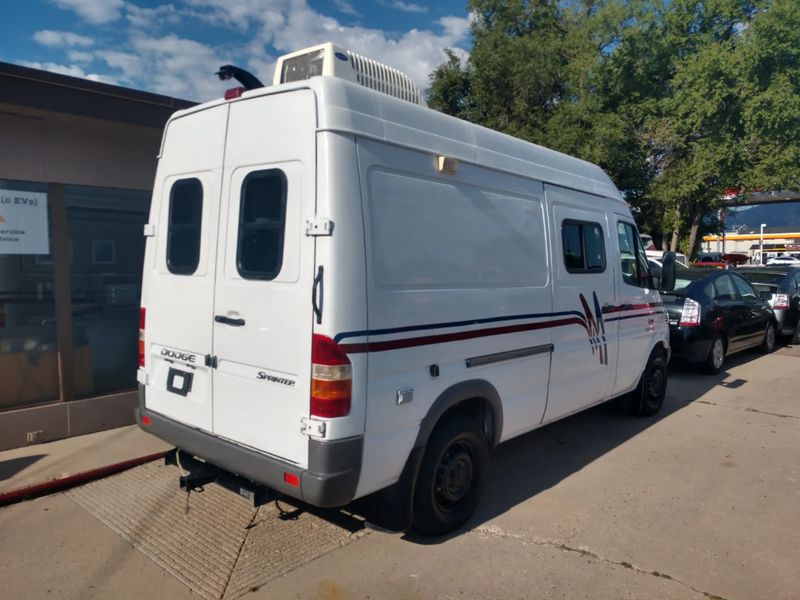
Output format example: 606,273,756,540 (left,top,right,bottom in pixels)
166,367,193,396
